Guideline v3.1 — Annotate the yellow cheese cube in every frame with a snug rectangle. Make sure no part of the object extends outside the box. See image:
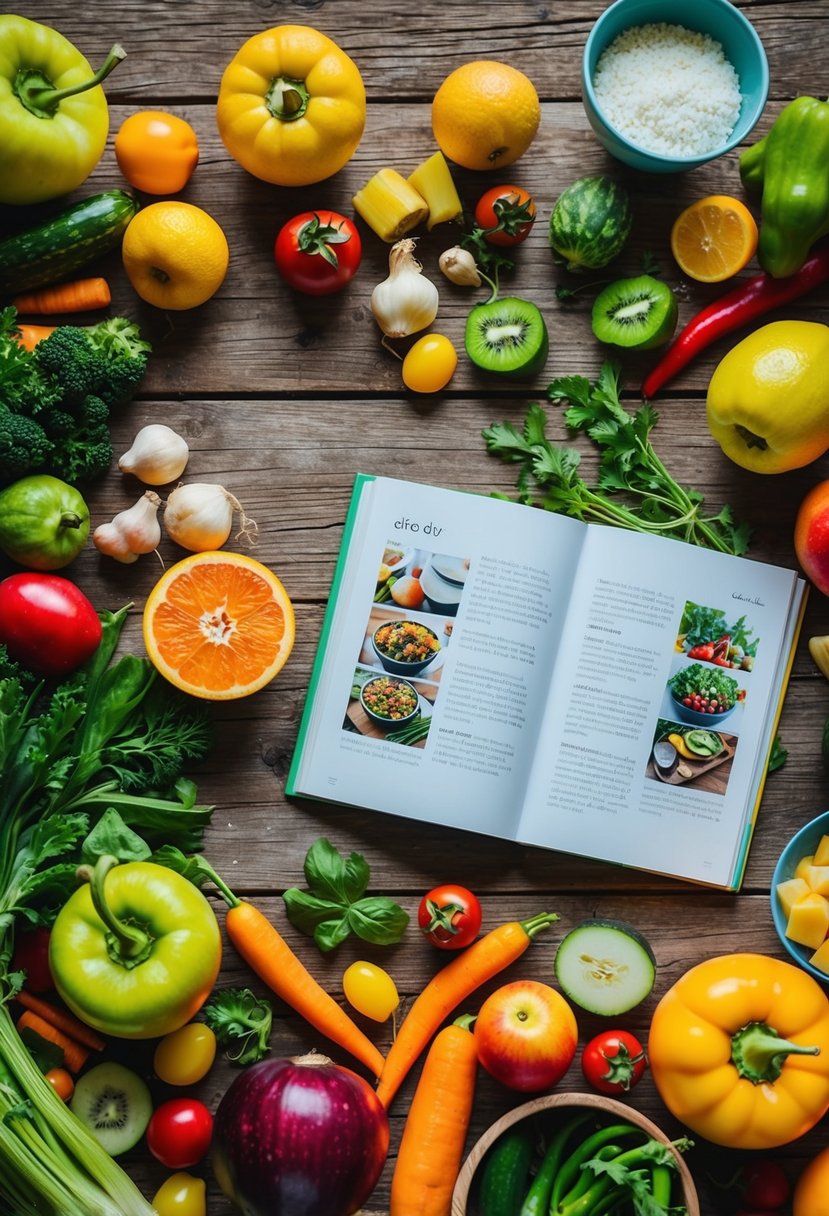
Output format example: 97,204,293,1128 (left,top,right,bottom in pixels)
809,938,829,975
776,876,812,917
795,854,816,883
814,835,829,866
786,892,829,949
806,865,829,895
